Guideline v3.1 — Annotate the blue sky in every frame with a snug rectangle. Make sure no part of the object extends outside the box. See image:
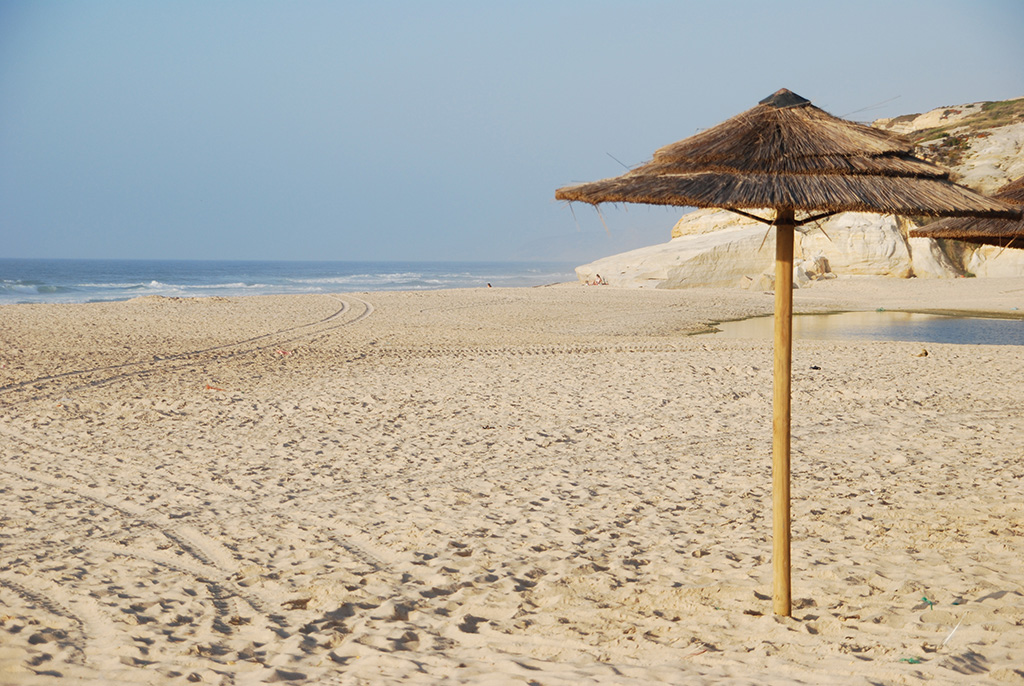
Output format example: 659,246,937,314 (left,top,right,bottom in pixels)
2,1,1023,263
